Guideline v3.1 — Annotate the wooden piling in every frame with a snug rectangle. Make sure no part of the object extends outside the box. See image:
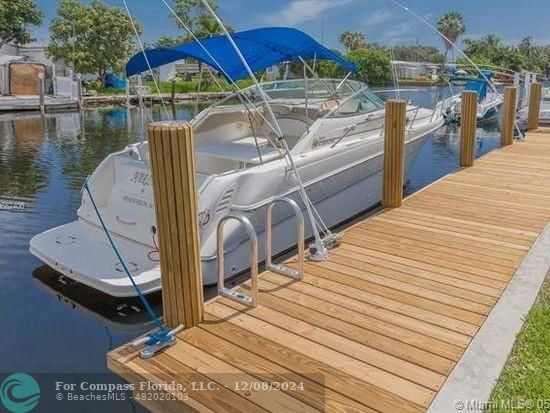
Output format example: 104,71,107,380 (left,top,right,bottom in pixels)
148,121,203,328
527,82,542,130
76,74,83,111
38,73,45,114
170,79,176,104
460,91,478,167
382,99,406,208
500,86,517,146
